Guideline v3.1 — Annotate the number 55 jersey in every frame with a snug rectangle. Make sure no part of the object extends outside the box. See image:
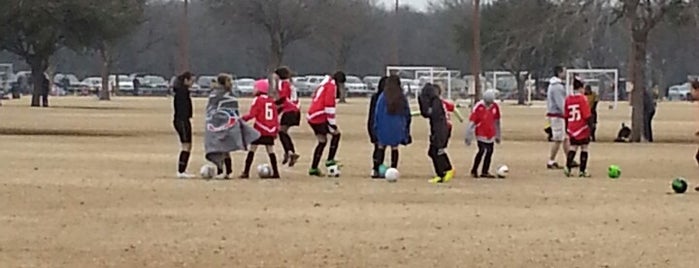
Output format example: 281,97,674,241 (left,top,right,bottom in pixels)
564,93,591,141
